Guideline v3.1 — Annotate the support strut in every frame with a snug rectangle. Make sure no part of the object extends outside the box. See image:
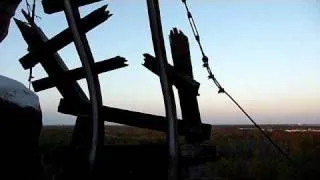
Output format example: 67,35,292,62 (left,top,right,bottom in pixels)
63,0,103,176
146,0,179,179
